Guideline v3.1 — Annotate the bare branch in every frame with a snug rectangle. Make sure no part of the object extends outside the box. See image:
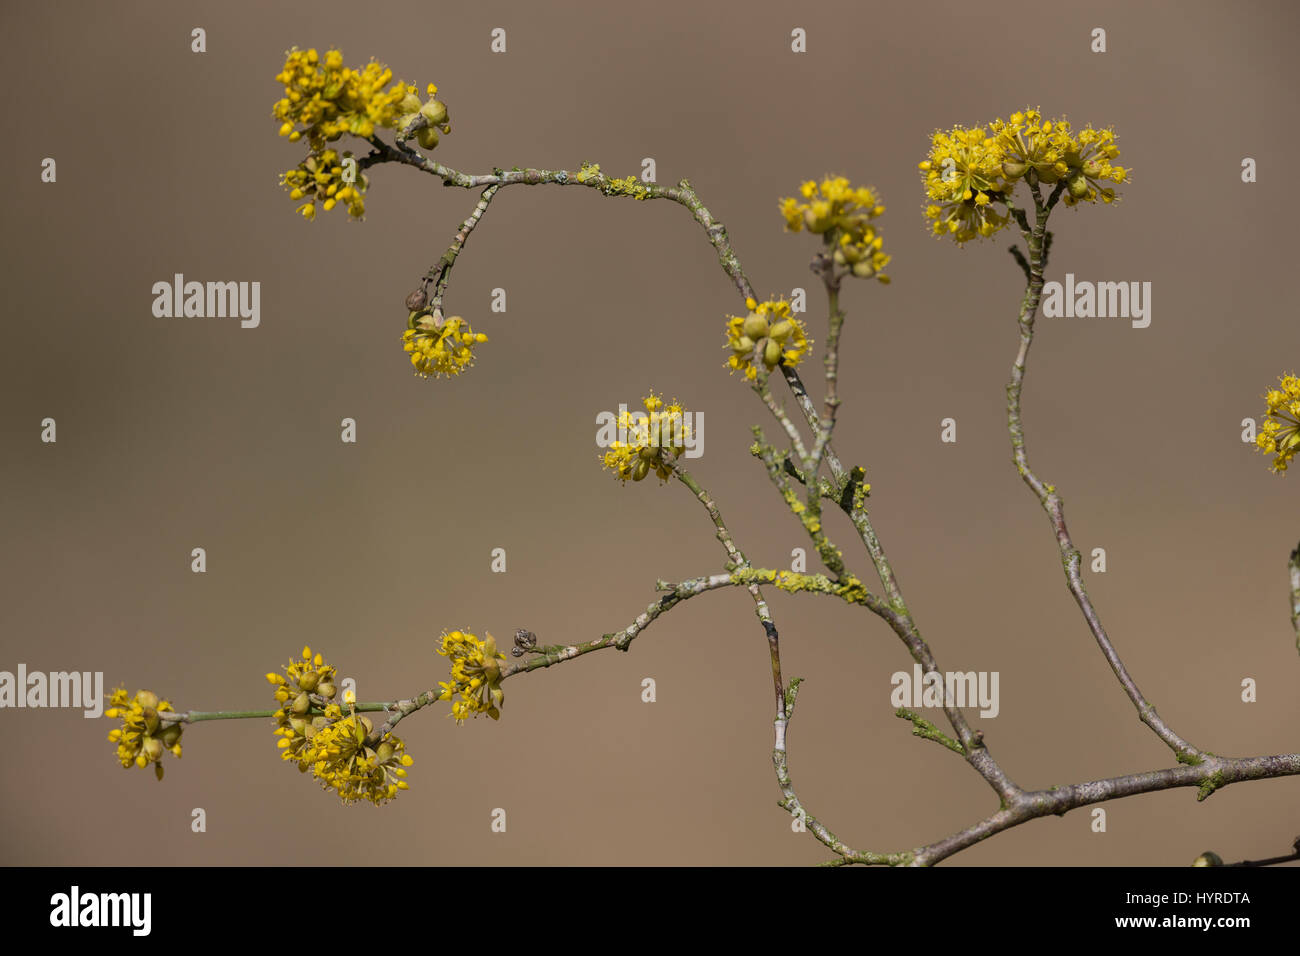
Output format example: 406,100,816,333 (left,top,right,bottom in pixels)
1004,182,1205,763
909,753,1300,867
